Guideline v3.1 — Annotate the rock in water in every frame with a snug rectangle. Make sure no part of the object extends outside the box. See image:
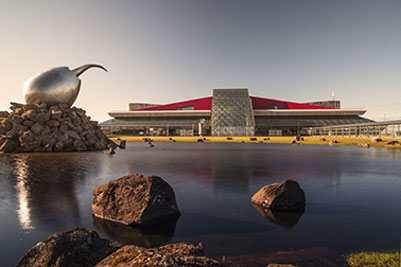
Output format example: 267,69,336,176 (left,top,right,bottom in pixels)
96,242,223,267
0,103,110,153
92,174,181,226
16,228,119,267
251,180,306,211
